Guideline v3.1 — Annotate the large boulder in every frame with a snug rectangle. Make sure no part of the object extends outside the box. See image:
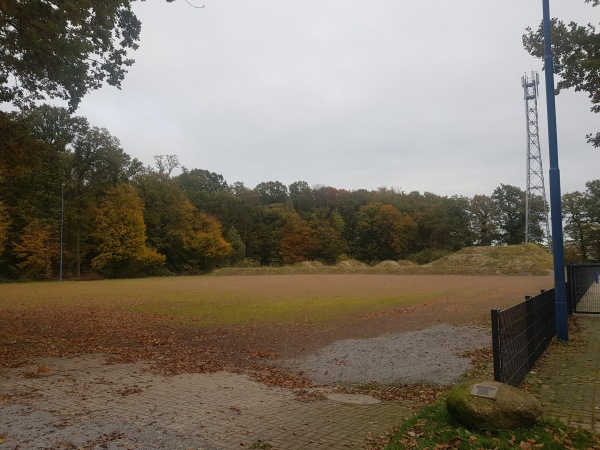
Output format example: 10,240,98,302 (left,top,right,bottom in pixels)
446,381,542,430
